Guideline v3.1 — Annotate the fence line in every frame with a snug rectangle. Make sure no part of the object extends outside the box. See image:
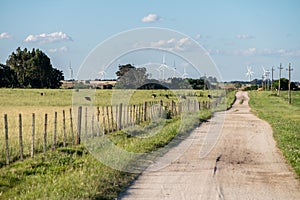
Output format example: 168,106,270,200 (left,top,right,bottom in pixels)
1,98,221,166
